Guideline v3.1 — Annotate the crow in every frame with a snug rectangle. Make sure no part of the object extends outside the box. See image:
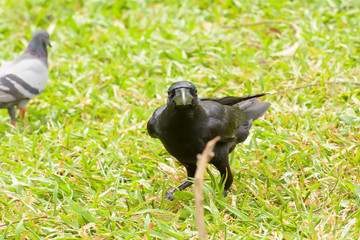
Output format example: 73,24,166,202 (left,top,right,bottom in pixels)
147,81,270,200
